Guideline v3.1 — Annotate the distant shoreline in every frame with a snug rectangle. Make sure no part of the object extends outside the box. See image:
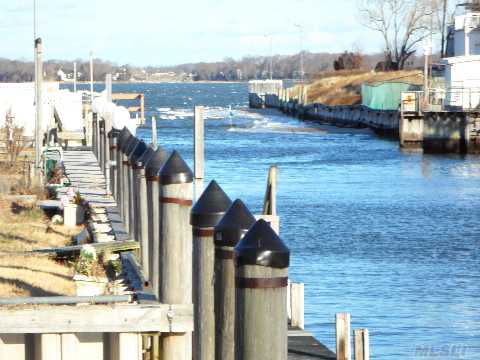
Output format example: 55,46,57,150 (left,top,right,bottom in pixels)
64,80,250,85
